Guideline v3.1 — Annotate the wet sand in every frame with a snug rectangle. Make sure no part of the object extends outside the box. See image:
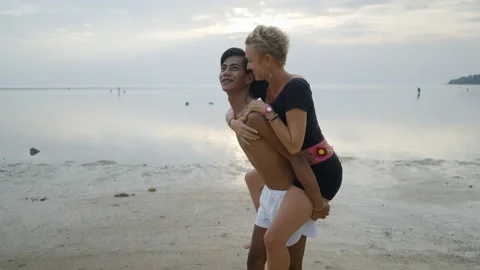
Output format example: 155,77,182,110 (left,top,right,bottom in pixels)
0,159,479,269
